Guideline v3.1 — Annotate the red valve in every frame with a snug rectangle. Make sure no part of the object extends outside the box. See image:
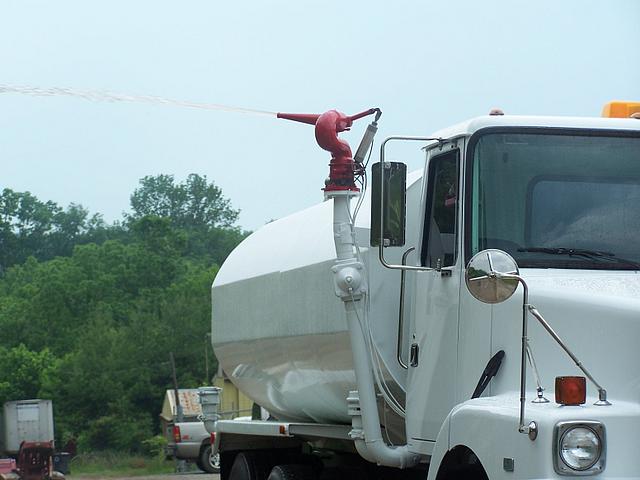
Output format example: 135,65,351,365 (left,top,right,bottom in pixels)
277,108,379,192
